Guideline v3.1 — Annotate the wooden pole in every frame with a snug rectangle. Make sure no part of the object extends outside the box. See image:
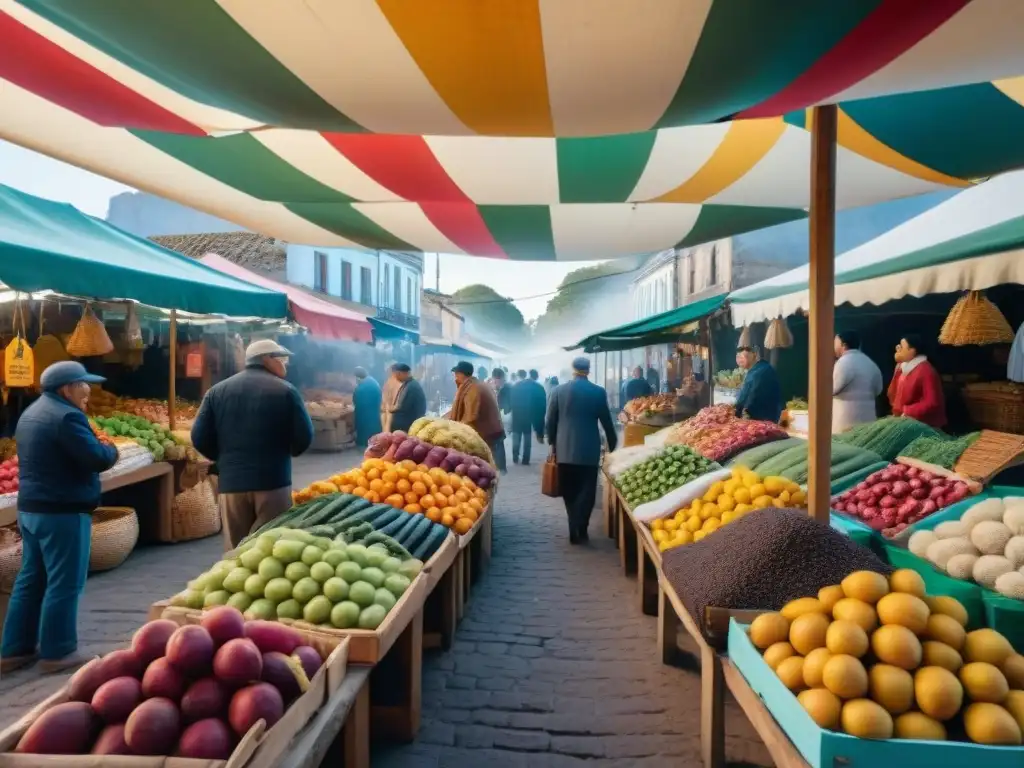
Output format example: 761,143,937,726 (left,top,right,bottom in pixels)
168,310,178,432
807,105,837,523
